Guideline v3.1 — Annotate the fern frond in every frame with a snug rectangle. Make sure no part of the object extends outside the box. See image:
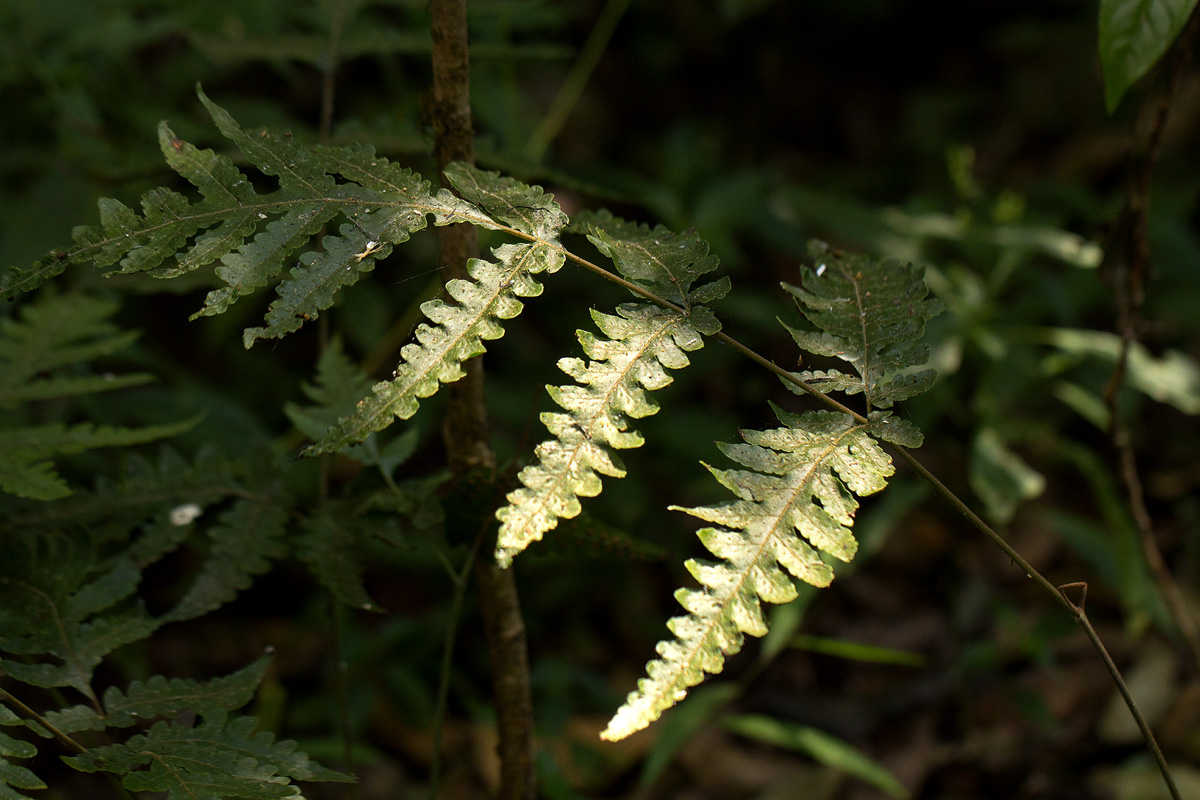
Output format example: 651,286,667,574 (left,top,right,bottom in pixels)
0,293,150,409
0,292,194,500
296,505,383,612
0,418,201,502
0,474,284,699
64,710,352,799
162,497,288,624
601,409,892,740
1,447,238,535
41,657,270,735
306,169,568,455
1,88,483,344
604,246,942,740
577,210,729,316
0,533,161,700
780,242,943,412
0,709,44,800
494,303,706,566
